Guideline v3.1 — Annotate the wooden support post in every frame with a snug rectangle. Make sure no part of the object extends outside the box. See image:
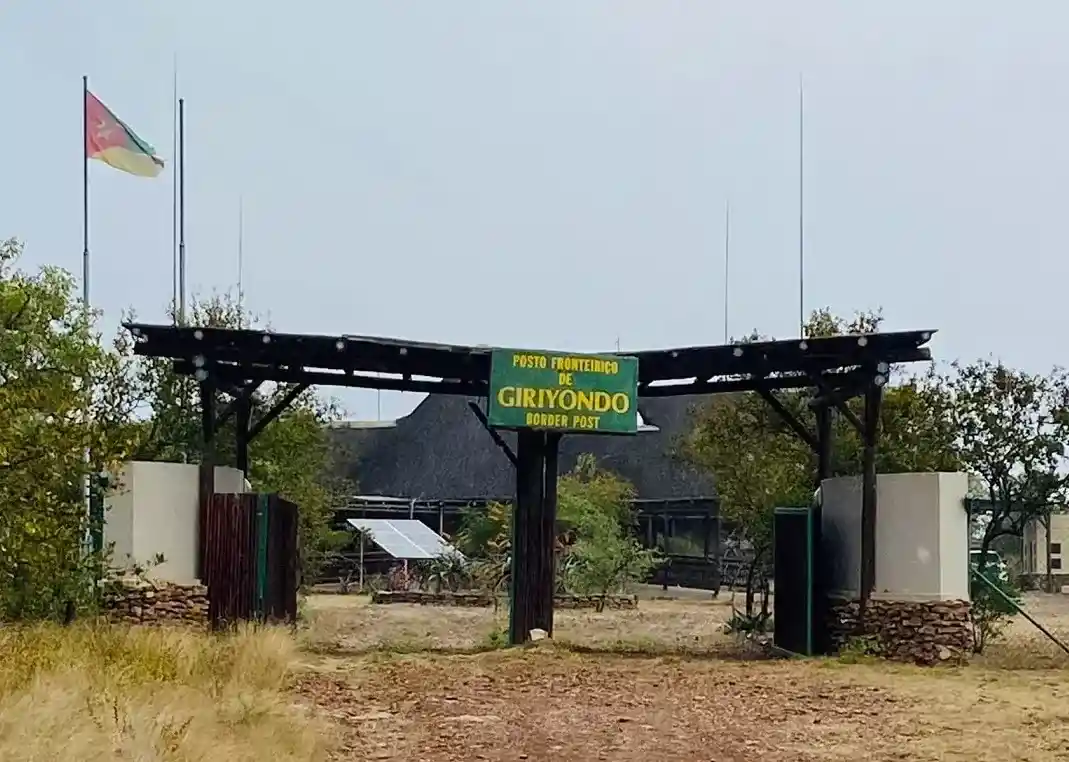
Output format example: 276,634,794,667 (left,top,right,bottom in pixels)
539,433,560,636
235,391,251,476
815,403,833,487
859,383,883,609
197,377,216,580
813,402,834,654
509,430,557,645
